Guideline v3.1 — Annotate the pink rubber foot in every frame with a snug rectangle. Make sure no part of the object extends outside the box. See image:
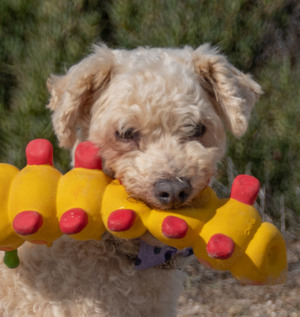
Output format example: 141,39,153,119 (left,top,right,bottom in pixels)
13,211,43,235
74,142,102,170
230,175,260,205
107,209,136,232
162,216,188,239
59,208,88,234
206,233,235,260
26,139,53,166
